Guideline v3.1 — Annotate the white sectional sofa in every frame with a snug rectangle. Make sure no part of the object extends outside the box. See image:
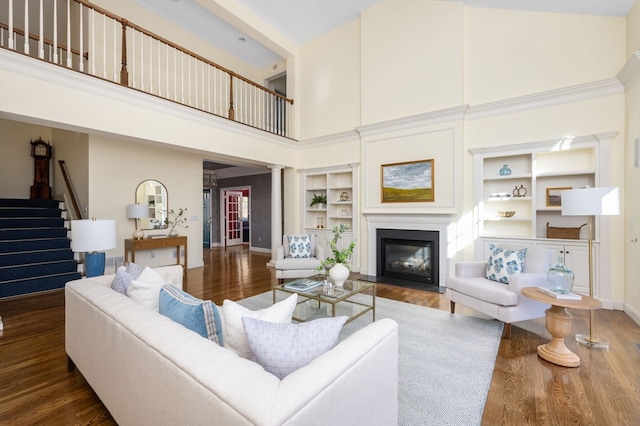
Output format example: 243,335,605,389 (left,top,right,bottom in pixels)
65,266,399,425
